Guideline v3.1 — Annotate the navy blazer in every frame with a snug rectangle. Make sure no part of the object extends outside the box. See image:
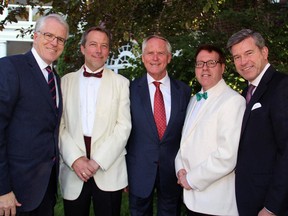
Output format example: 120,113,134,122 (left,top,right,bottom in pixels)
126,74,191,198
0,51,62,211
236,66,288,216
